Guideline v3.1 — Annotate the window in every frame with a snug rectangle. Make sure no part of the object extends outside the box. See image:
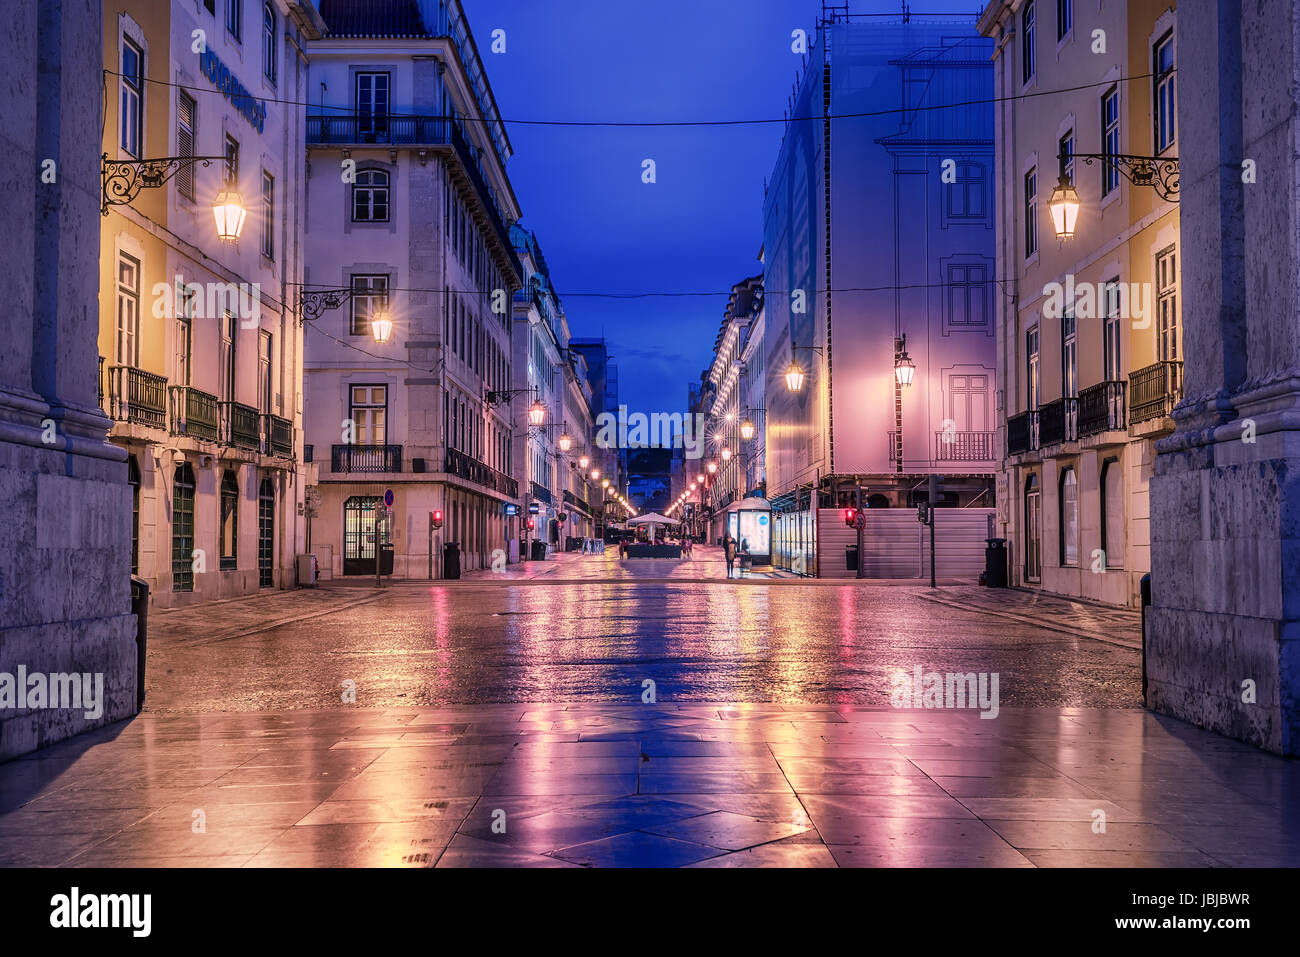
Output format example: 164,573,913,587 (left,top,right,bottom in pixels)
1102,87,1120,196
349,385,387,444
1056,0,1072,41
356,73,390,135
1024,167,1038,258
1103,280,1122,380
1059,468,1078,566
177,92,196,199
120,38,143,157
262,3,276,82
116,253,140,366
175,288,193,386
1021,1,1035,83
220,470,238,570
1154,32,1176,153
220,311,236,402
946,262,991,329
1026,326,1040,410
226,0,241,41
258,331,272,413
1156,246,1179,361
349,275,389,337
946,161,987,221
172,462,196,591
224,135,240,186
352,169,390,222
261,171,274,258
1101,458,1126,569
128,456,141,576
1059,130,1074,185
1062,309,1077,397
